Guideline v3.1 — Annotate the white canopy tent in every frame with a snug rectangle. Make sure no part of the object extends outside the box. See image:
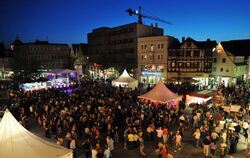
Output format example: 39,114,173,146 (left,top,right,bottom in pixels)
112,69,138,89
0,109,72,158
